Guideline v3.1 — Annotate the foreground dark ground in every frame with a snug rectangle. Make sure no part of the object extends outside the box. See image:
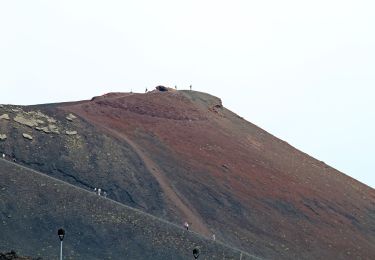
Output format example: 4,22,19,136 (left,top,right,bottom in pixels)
0,251,39,260
0,88,374,259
